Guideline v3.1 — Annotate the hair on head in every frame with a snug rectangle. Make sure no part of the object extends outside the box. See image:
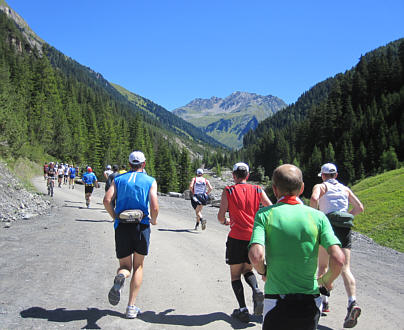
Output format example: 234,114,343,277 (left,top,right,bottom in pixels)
272,164,303,195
